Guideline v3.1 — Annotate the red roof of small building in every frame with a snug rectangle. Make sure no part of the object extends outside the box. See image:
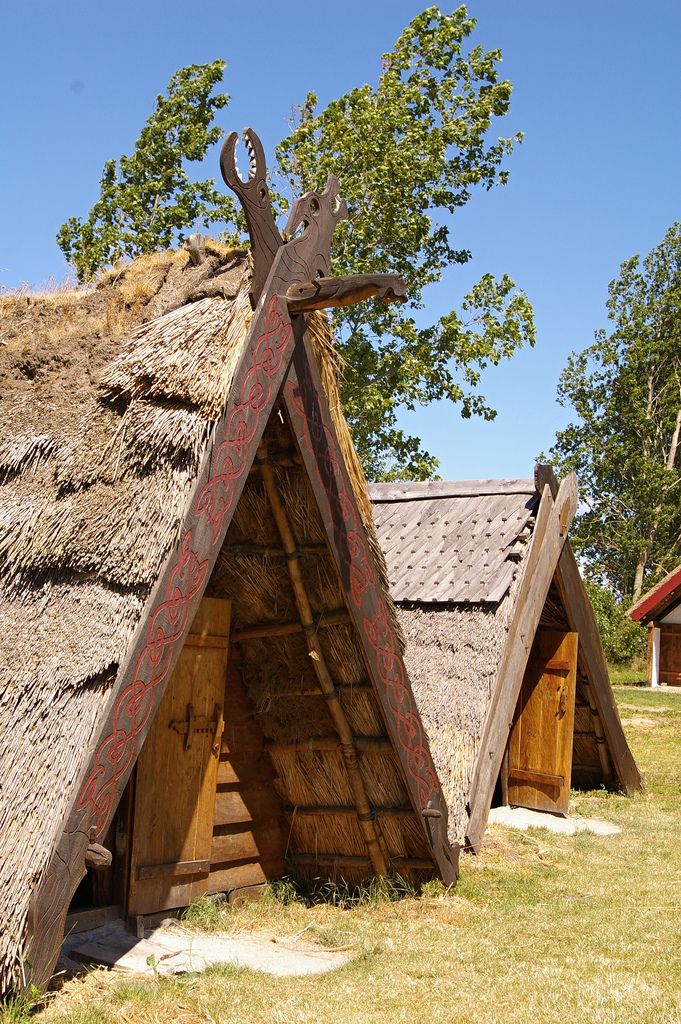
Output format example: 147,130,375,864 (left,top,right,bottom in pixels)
628,563,681,622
